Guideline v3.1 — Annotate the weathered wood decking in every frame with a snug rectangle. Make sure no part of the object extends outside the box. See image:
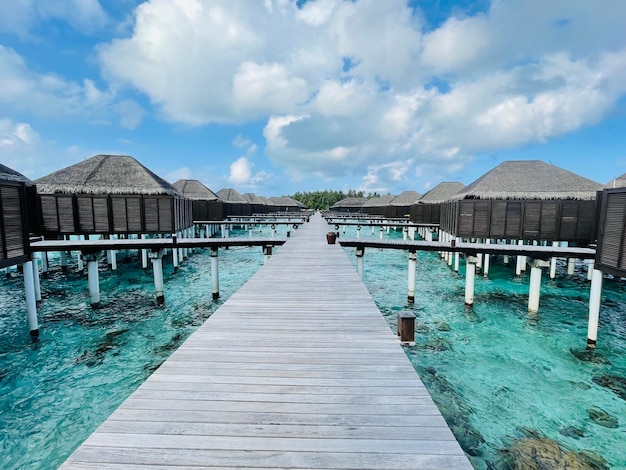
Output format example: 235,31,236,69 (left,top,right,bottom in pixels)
60,213,471,469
